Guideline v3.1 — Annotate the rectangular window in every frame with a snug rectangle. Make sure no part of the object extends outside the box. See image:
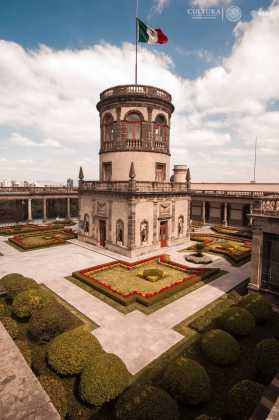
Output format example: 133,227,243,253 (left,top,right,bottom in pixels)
102,162,112,181
155,163,166,182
